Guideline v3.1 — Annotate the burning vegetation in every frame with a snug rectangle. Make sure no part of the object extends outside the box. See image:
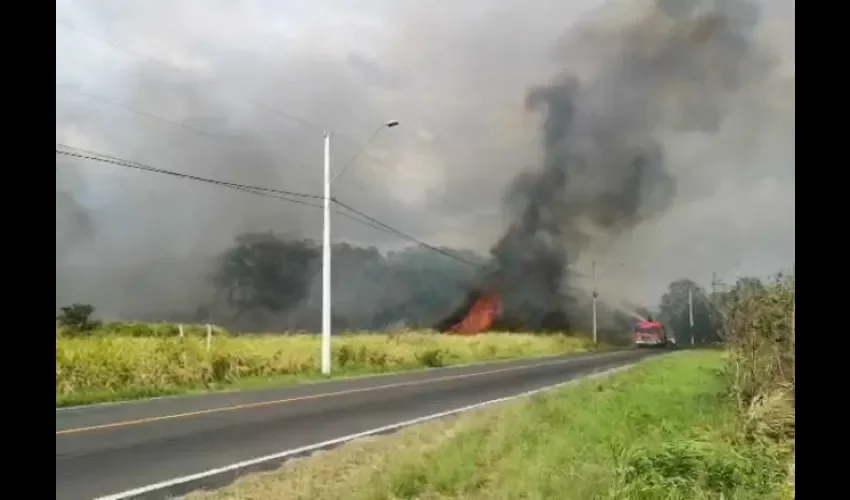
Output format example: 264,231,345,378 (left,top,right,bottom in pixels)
436,289,502,334
435,0,773,335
